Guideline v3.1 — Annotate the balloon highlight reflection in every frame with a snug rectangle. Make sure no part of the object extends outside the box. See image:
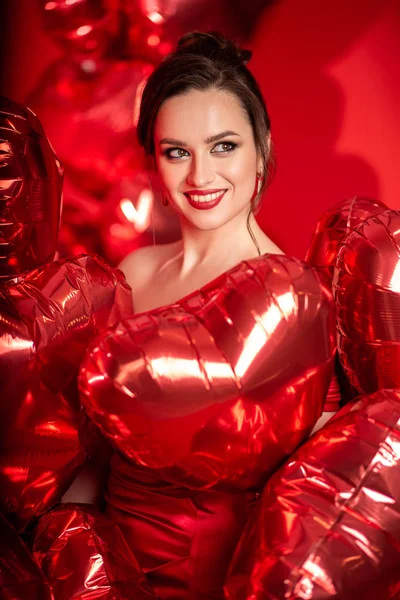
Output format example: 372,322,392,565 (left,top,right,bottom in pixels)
335,210,400,394
225,389,400,600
